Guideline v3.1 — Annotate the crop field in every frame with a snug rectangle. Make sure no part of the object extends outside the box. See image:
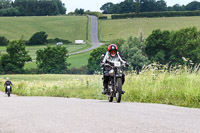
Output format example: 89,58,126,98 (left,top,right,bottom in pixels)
1,66,200,108
100,16,200,41
0,16,87,41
